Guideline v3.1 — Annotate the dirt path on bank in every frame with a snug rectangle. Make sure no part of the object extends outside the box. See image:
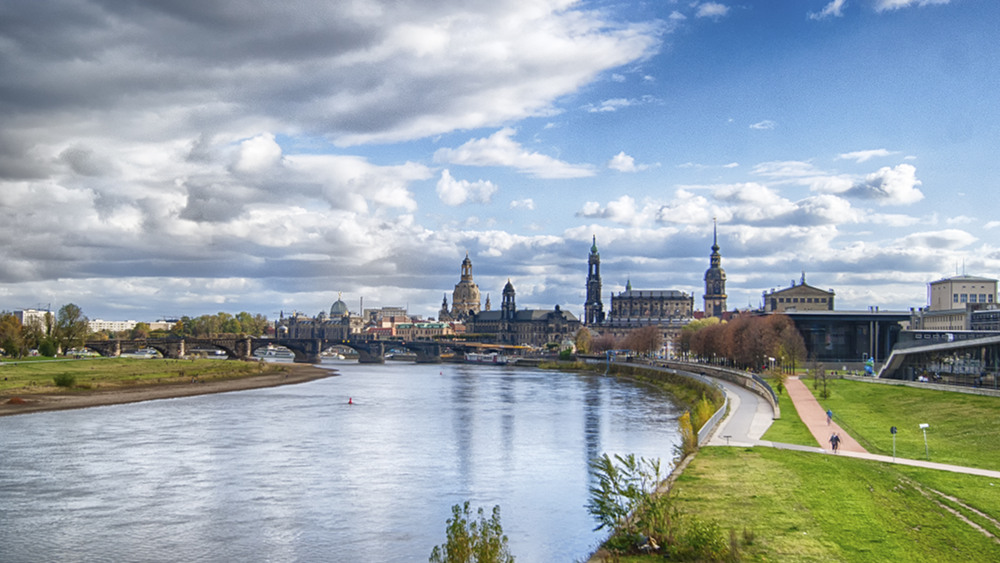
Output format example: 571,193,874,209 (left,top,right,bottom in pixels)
0,363,335,417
